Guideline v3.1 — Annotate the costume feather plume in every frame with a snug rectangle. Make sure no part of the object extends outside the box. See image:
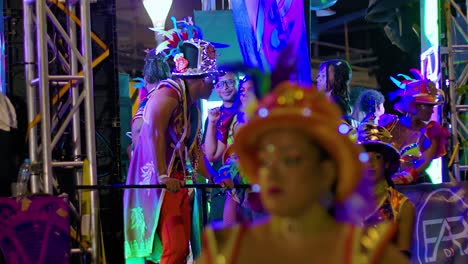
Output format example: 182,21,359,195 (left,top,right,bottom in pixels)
388,68,427,101
131,77,146,89
152,16,202,57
